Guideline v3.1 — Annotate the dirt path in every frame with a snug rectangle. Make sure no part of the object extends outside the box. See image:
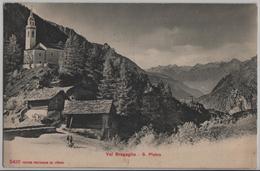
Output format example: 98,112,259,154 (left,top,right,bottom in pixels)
3,134,257,169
